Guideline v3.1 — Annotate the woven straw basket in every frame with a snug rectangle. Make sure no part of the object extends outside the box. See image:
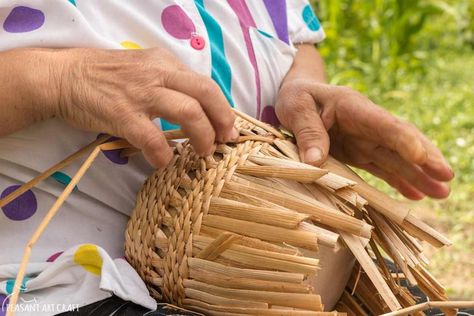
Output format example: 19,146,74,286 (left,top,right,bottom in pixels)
124,112,458,316
3,111,472,316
